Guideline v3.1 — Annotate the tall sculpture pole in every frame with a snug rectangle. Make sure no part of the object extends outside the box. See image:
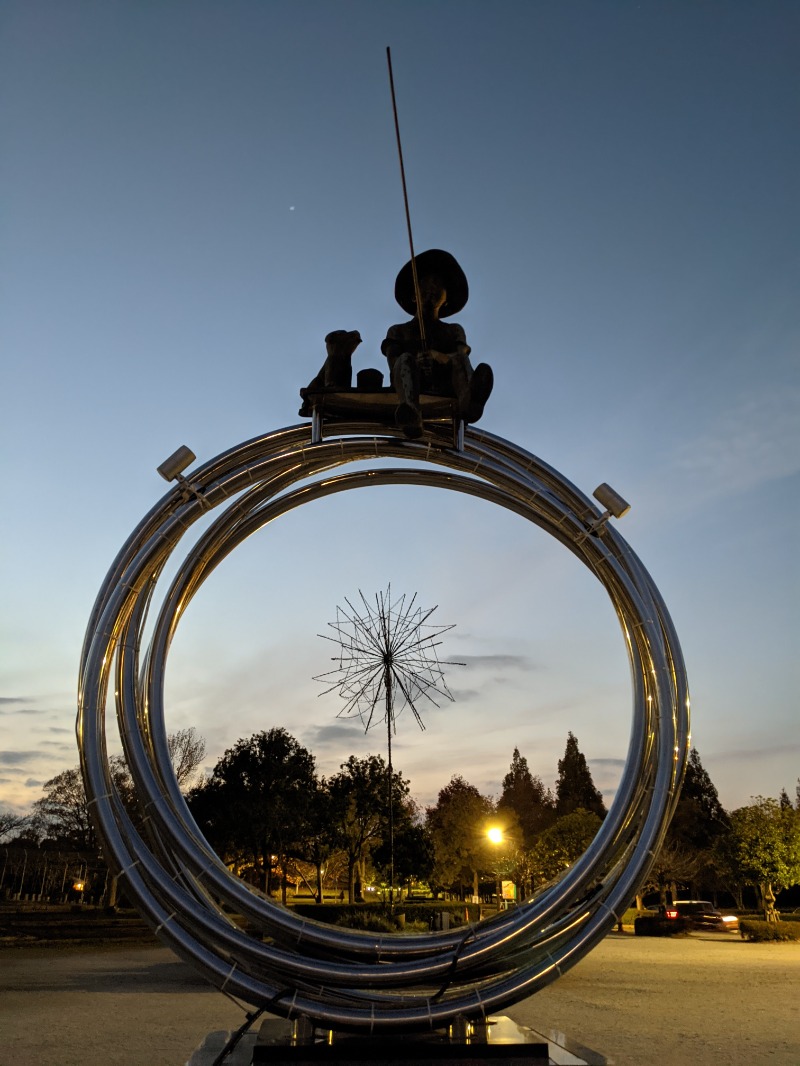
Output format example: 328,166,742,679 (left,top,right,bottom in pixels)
315,587,462,903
